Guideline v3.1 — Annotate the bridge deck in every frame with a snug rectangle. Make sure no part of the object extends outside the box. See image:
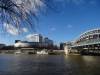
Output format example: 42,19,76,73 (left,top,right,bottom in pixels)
71,39,100,47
